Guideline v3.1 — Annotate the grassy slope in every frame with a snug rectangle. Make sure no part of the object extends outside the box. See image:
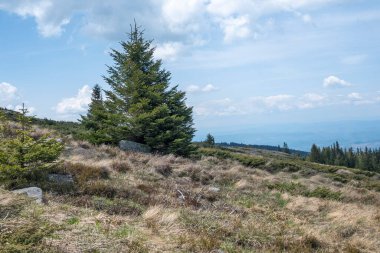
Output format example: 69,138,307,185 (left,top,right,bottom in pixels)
1,134,380,252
